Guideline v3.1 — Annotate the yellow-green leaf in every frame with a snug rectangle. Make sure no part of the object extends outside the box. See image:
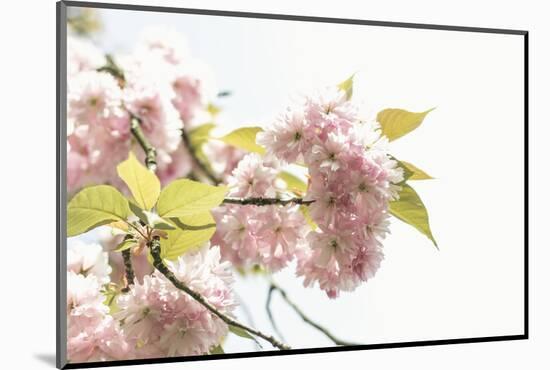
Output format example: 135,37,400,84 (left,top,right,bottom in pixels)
114,238,137,252
389,184,437,247
279,171,308,194
67,185,130,237
209,345,224,355
157,179,228,218
229,325,256,340
337,73,355,100
400,161,434,180
218,127,265,154
160,212,217,260
116,152,160,210
207,103,221,117
377,108,435,141
189,123,216,148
